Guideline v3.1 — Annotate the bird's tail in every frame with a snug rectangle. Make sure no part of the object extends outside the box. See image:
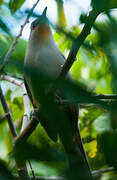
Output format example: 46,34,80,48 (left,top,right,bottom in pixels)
67,130,92,180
